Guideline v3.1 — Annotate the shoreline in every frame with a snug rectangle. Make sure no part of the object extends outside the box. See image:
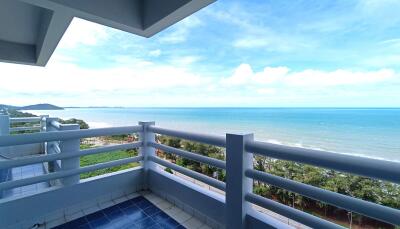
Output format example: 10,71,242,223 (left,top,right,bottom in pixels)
26,108,400,163
86,120,400,163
